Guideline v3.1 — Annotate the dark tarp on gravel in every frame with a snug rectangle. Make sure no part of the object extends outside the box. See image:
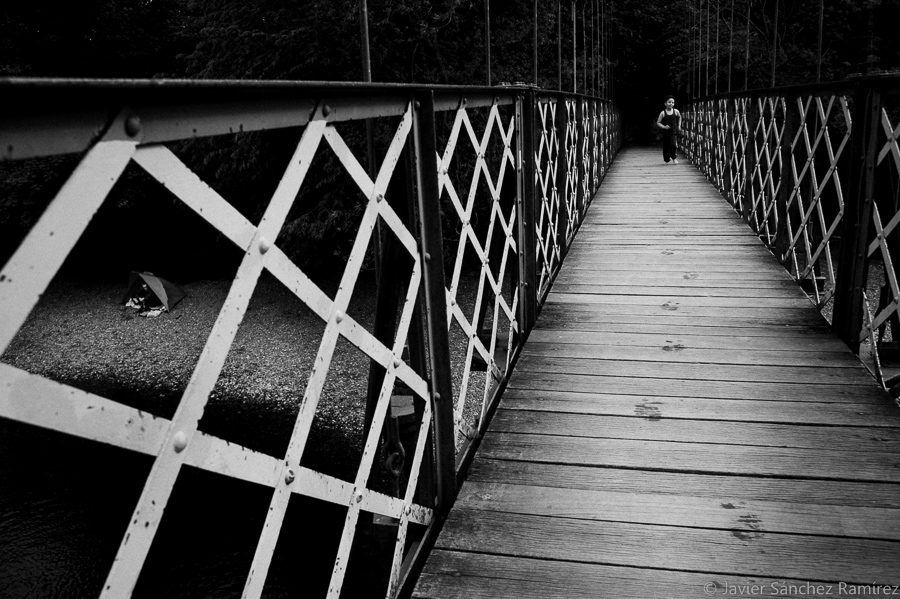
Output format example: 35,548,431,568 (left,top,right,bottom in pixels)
122,271,186,311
